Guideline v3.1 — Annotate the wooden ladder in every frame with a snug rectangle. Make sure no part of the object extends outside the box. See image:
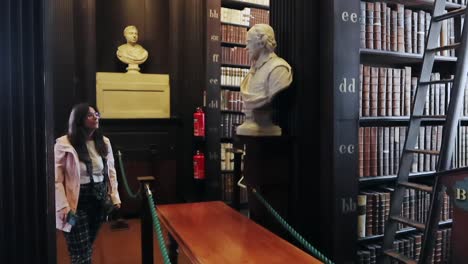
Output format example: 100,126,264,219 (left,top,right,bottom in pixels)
379,1,468,263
